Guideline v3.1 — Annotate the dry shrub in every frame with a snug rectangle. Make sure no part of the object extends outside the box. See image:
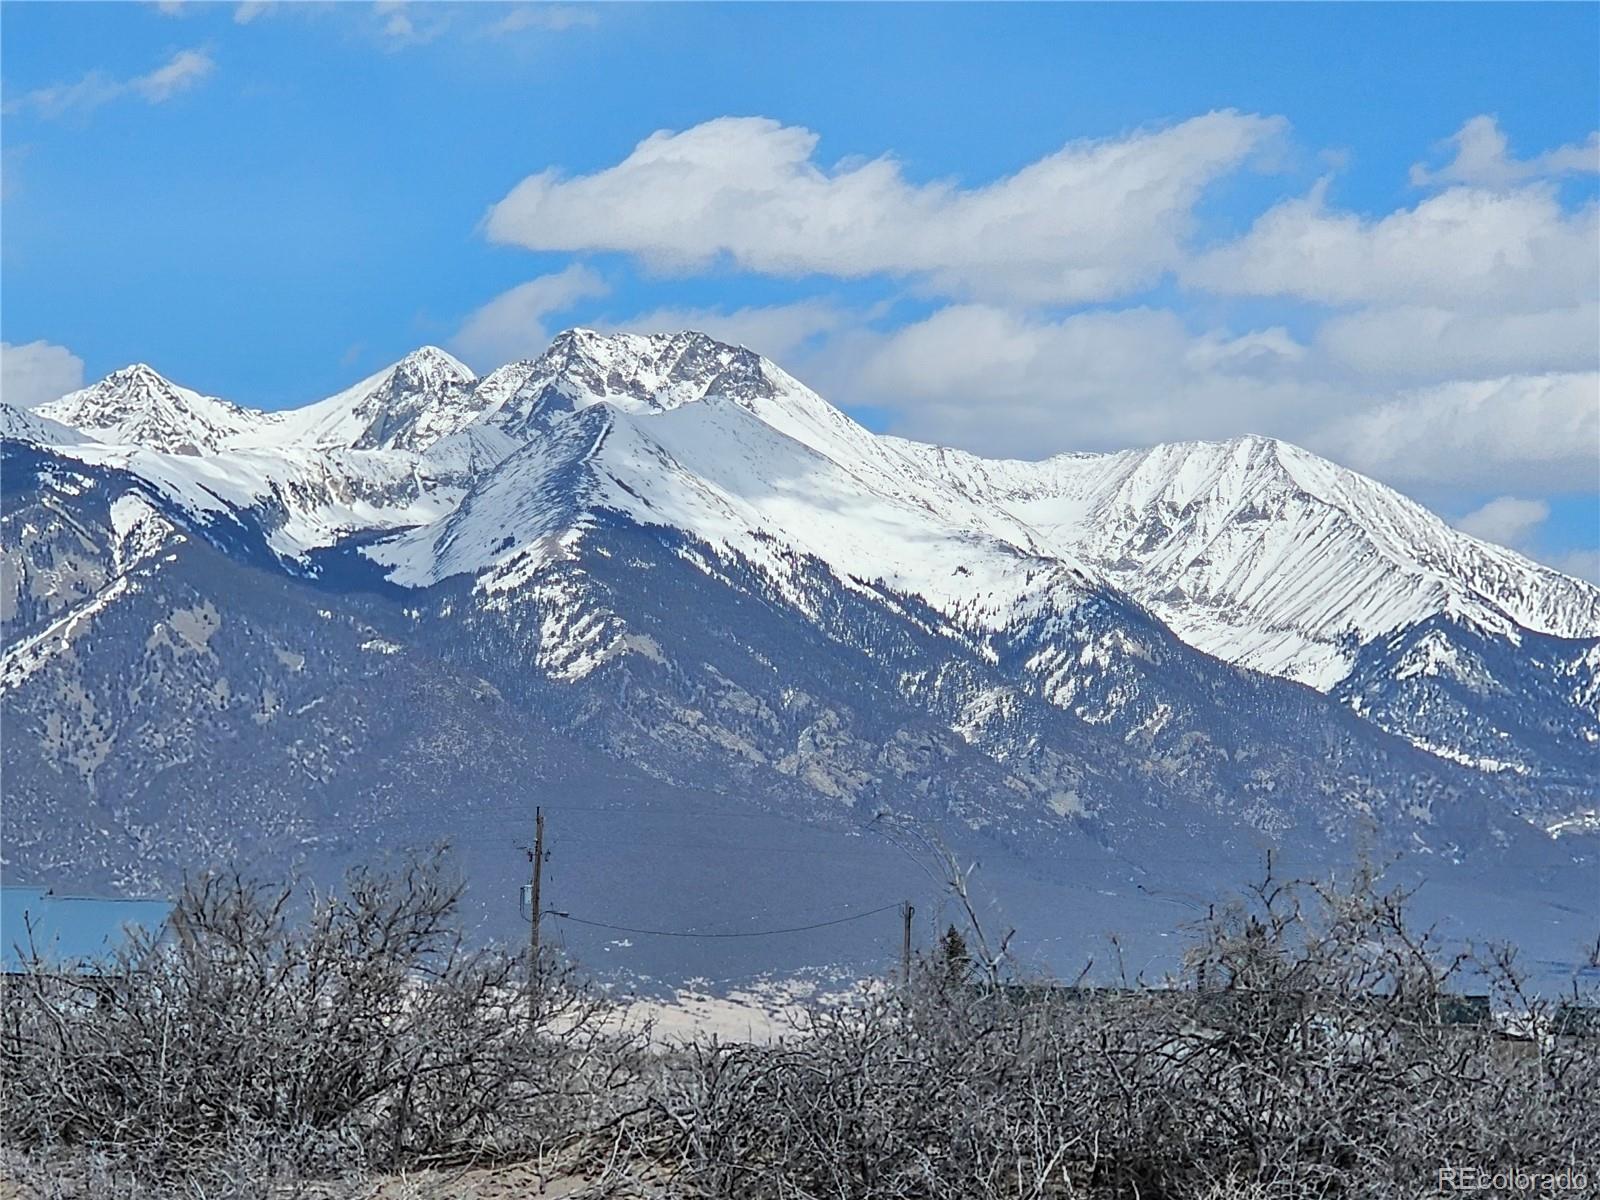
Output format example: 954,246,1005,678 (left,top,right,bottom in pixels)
621,862,1599,1198
3,856,1594,1199
0,853,645,1195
